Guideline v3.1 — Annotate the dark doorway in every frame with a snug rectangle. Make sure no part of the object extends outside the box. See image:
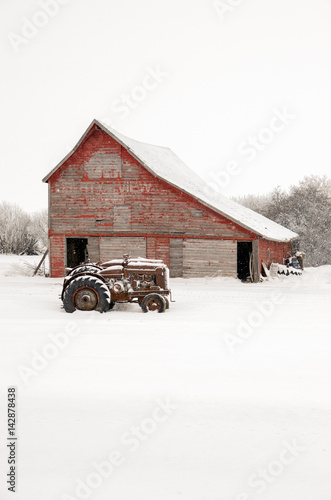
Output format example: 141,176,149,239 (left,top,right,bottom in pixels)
237,242,252,281
67,238,88,268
